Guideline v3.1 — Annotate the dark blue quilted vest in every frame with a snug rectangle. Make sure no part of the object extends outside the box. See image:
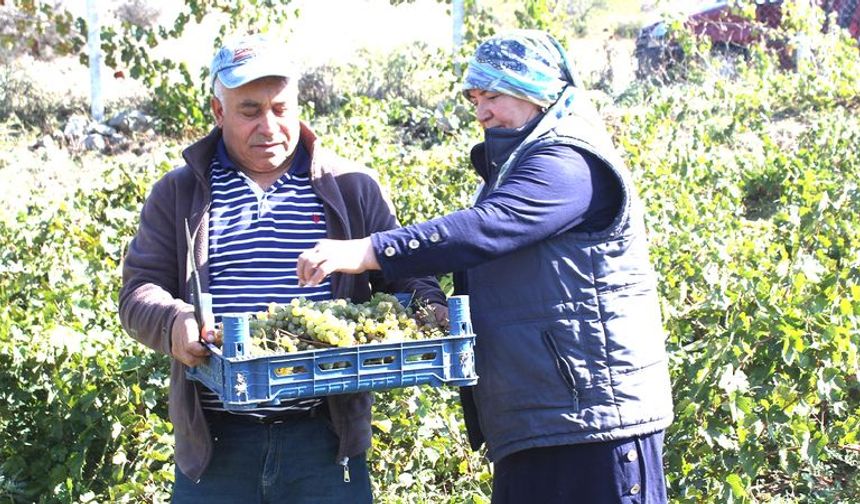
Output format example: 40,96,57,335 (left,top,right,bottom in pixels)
465,103,674,462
